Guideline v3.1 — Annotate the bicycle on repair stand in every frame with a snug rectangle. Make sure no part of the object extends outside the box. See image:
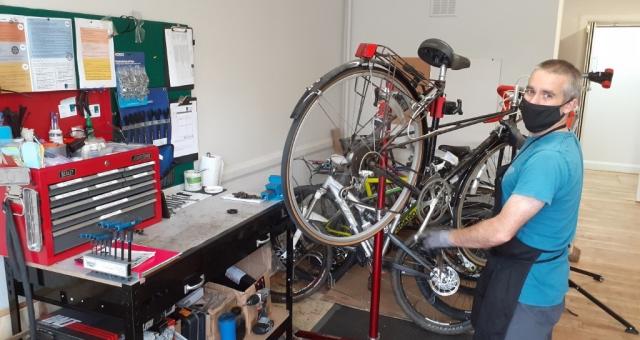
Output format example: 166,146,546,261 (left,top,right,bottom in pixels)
280,38,617,334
